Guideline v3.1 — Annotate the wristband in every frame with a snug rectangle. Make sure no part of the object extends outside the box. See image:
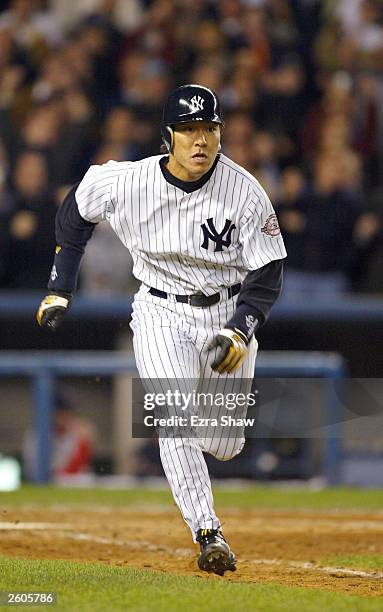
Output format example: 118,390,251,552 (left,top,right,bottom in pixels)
225,303,262,341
